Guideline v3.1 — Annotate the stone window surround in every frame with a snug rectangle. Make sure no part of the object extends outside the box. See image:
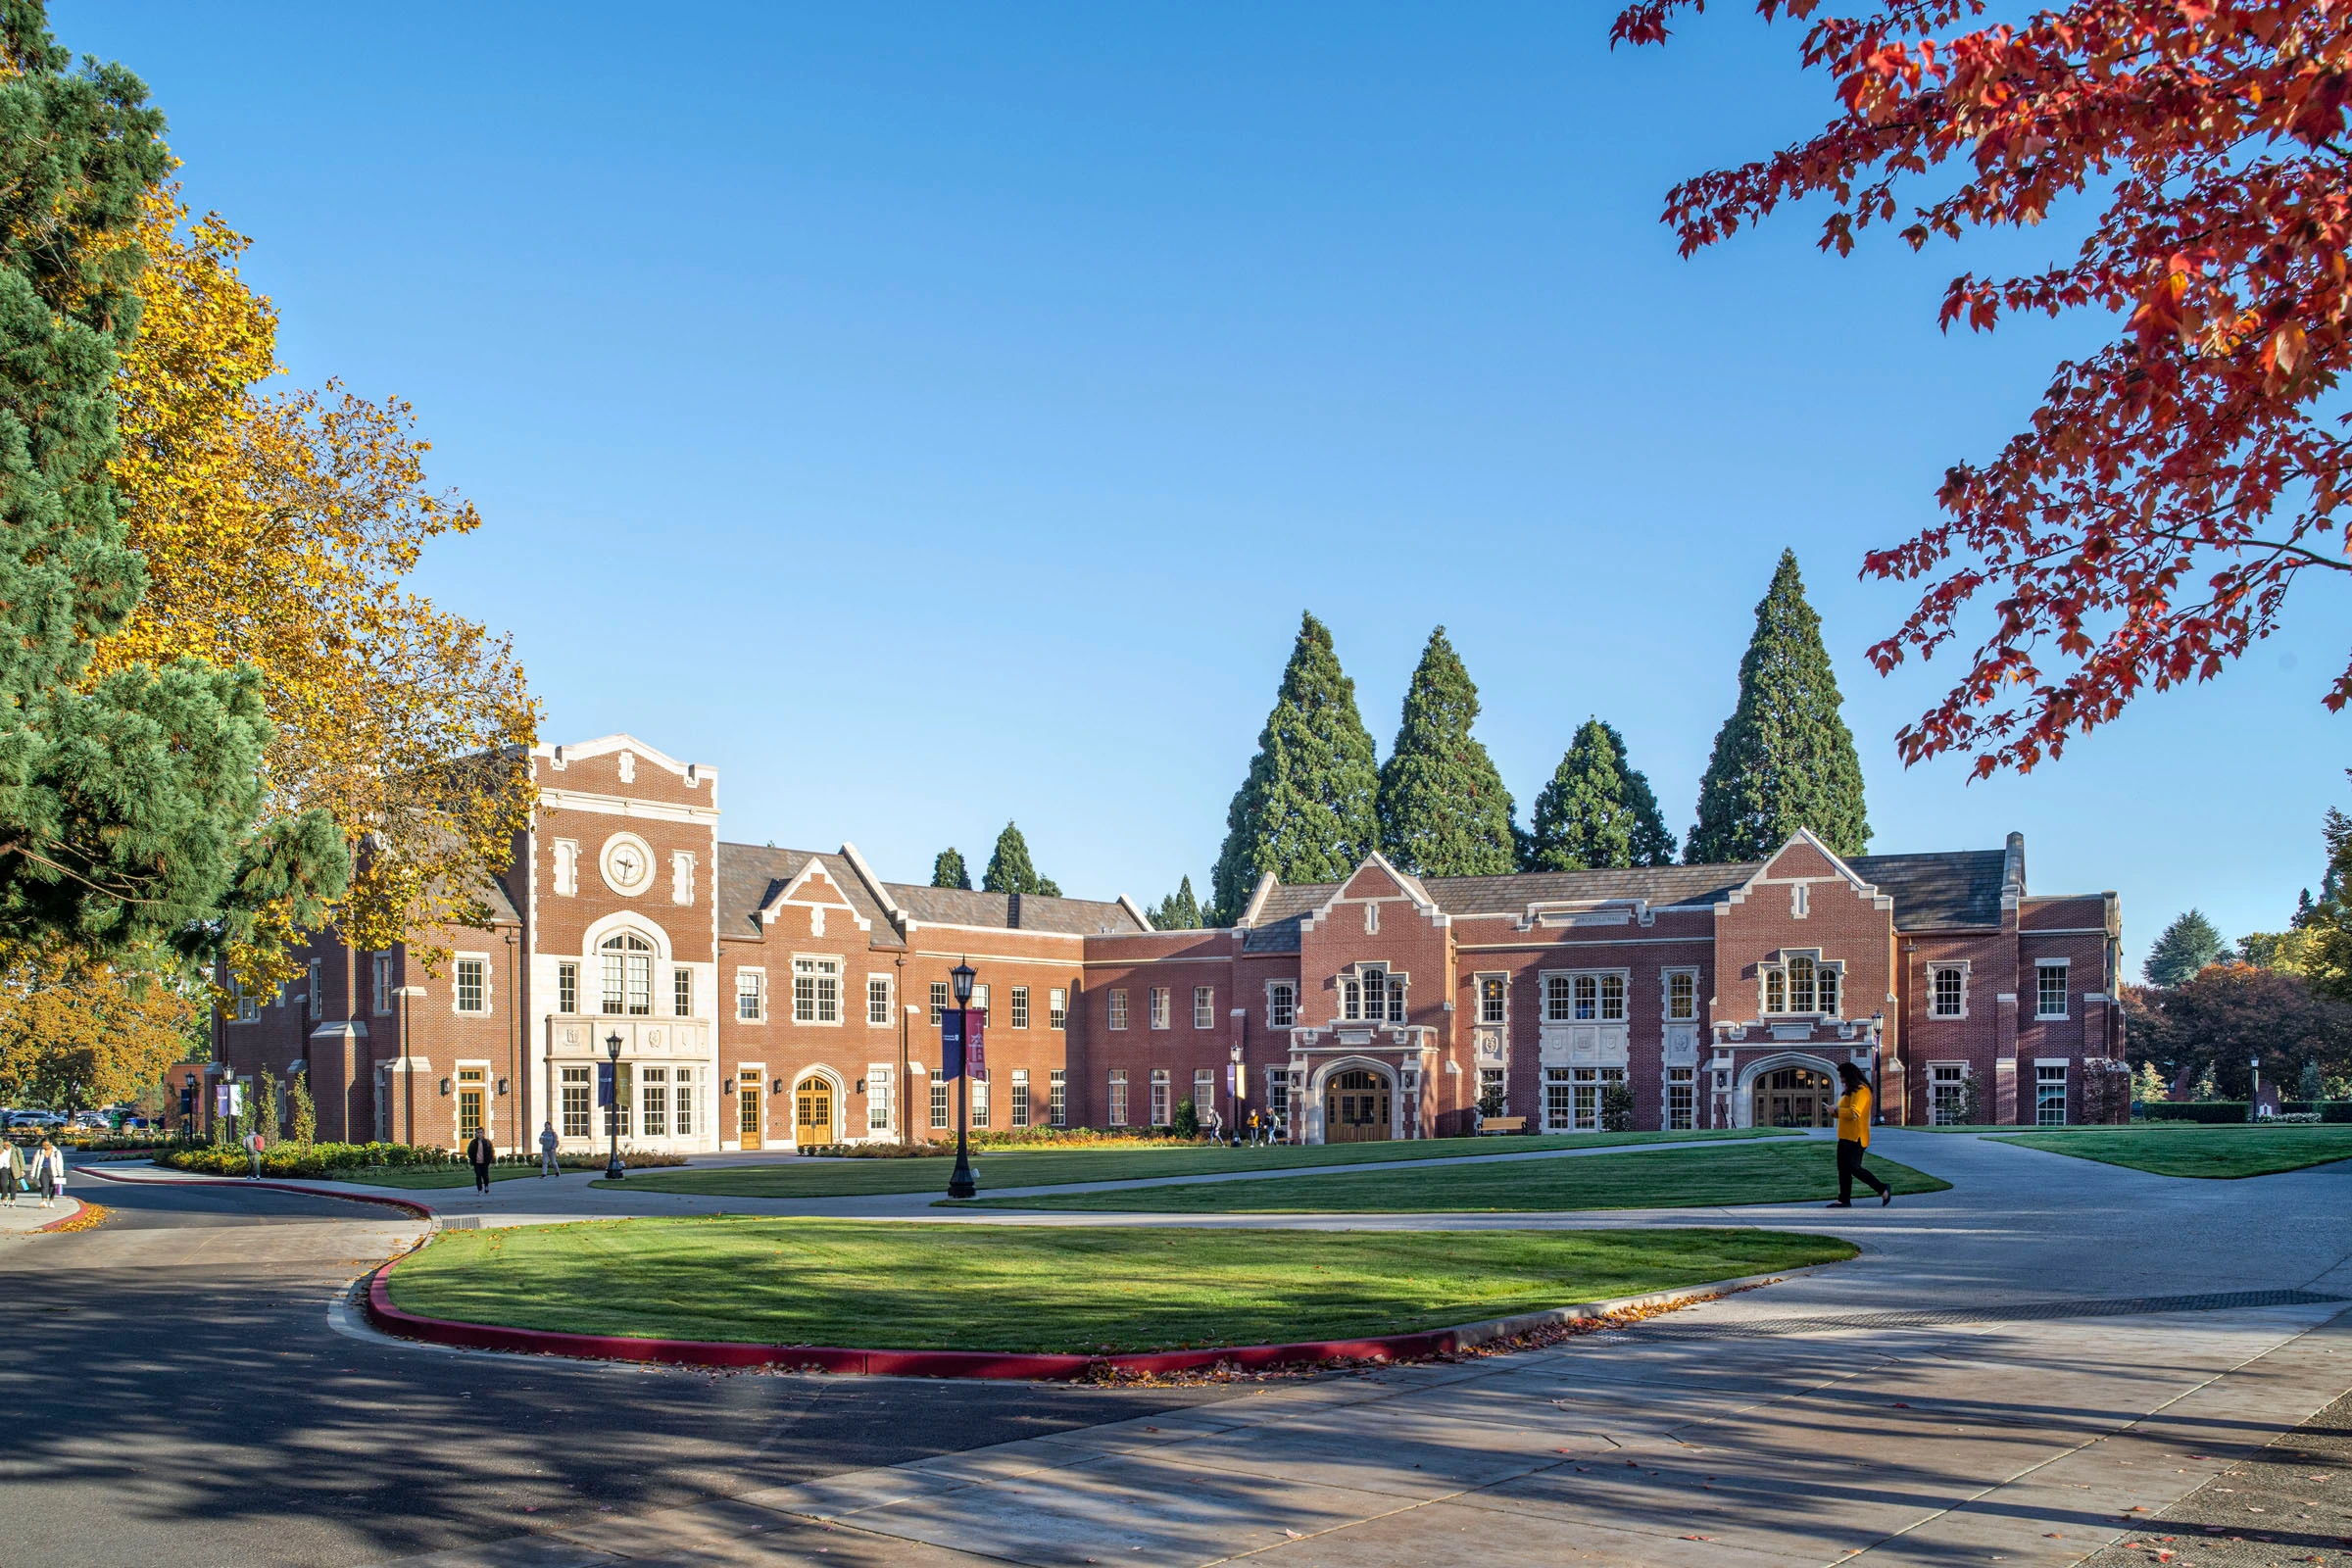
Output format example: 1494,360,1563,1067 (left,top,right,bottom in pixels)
451,951,492,1016
1661,966,1700,1023
2034,956,2071,1020
791,954,843,1026
1929,959,1971,1020
1758,949,1844,1019
1265,979,1297,1029
1474,971,1508,1027
735,966,766,1023
1339,961,1409,1025
1541,966,1630,1024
